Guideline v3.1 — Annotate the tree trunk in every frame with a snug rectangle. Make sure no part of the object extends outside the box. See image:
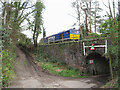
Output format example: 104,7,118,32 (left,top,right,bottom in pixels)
85,10,88,36
77,1,83,40
78,17,83,40
2,2,6,28
35,32,39,48
113,0,115,18
11,8,19,43
89,1,92,33
108,55,114,80
94,5,97,33
33,30,37,48
108,0,113,18
118,1,120,87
